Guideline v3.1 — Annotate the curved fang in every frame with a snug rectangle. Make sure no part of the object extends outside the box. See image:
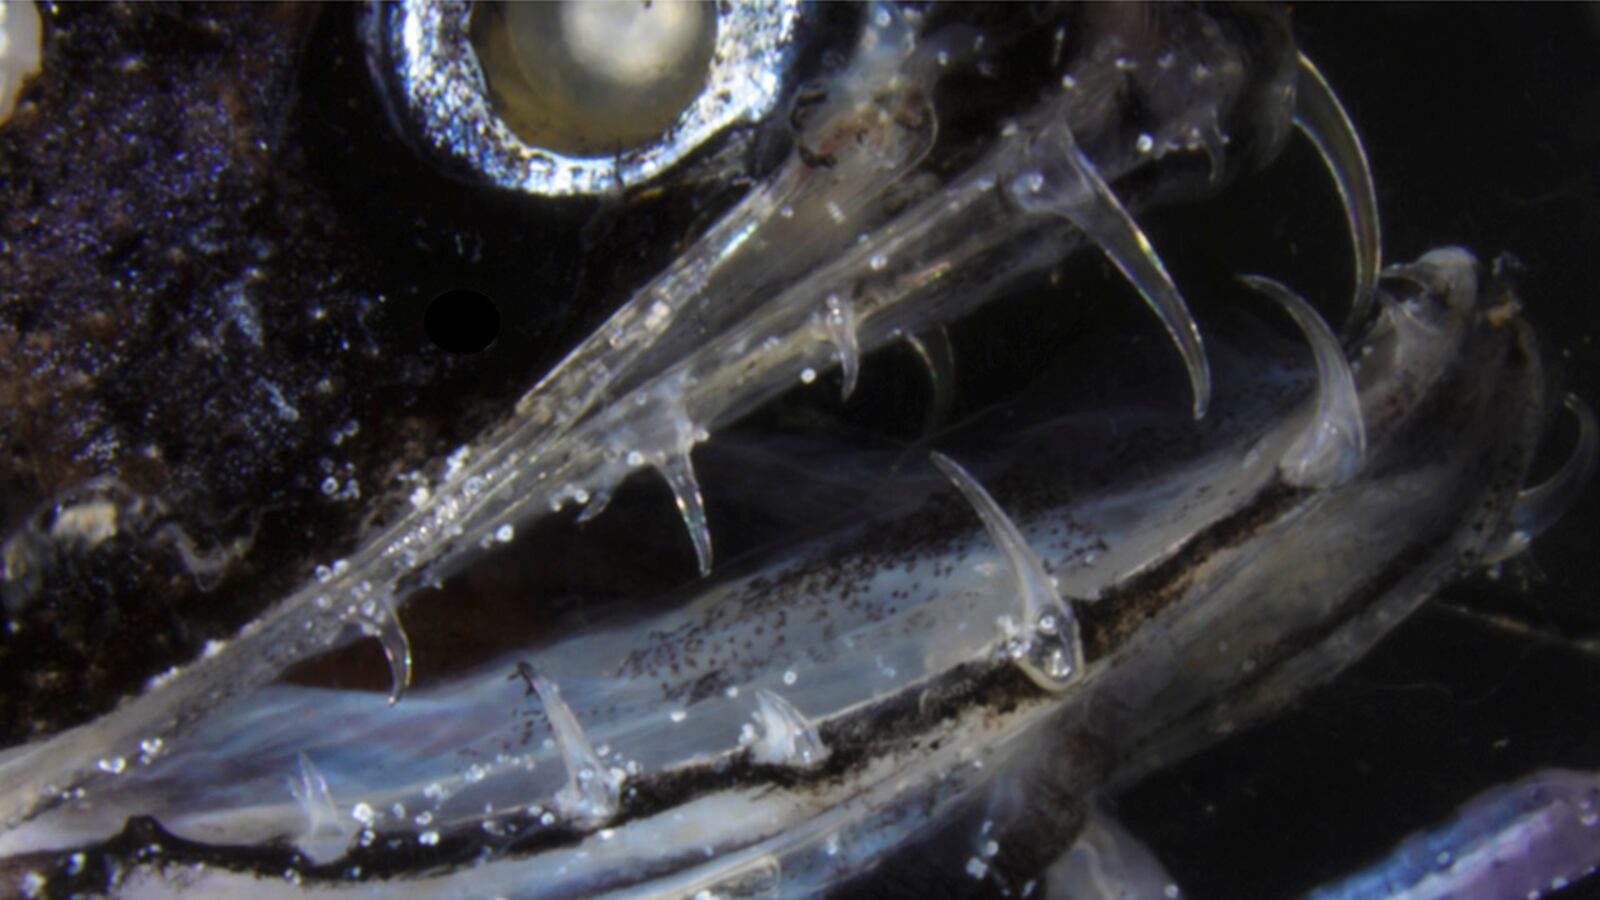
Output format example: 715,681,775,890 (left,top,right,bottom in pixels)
520,663,624,827
1010,122,1211,419
656,450,713,576
1239,274,1367,489
1294,52,1382,337
902,325,956,433
820,293,862,402
355,592,413,705
1497,394,1598,560
930,451,1082,692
